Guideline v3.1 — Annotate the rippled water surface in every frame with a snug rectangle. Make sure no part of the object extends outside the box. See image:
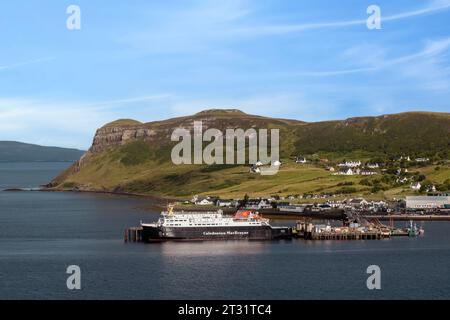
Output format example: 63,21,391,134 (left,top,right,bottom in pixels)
1,162,449,299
